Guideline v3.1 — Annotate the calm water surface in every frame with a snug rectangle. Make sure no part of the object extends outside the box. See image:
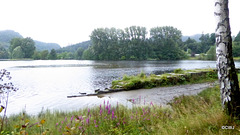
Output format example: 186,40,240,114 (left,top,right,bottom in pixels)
1,60,239,115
